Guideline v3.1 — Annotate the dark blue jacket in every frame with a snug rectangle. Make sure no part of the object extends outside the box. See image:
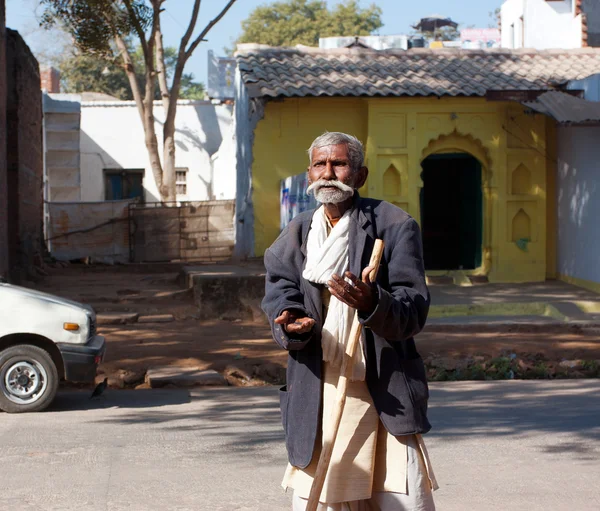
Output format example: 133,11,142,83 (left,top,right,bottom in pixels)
262,194,431,469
